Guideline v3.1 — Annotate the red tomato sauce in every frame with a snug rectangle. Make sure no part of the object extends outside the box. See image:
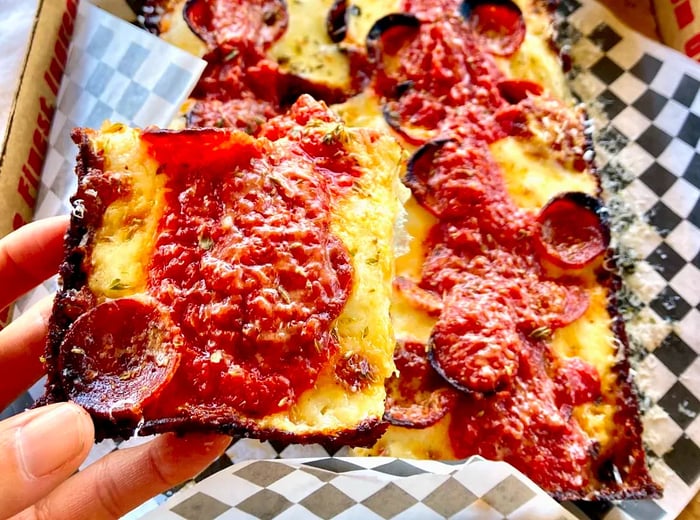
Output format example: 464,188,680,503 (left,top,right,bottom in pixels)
174,0,602,492
380,1,601,493
140,99,356,417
